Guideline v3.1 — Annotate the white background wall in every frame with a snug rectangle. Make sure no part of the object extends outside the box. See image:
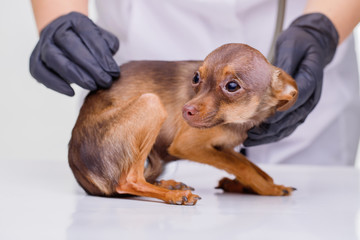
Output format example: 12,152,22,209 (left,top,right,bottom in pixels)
0,2,84,163
0,2,359,165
